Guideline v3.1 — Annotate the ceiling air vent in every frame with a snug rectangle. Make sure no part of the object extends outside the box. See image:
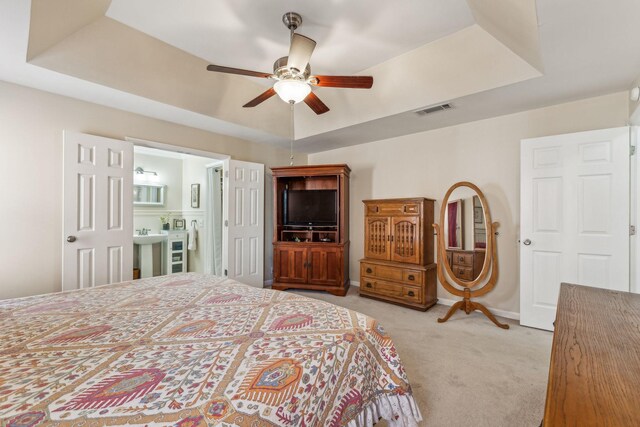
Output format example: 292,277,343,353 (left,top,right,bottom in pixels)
414,103,453,116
